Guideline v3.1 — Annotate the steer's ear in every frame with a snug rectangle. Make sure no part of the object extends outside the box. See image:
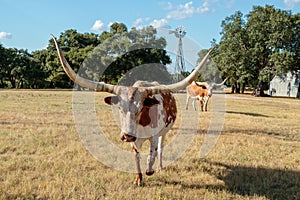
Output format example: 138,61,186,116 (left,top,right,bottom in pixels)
143,97,159,107
104,96,119,105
